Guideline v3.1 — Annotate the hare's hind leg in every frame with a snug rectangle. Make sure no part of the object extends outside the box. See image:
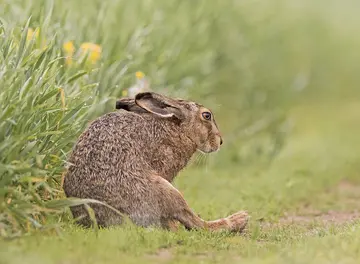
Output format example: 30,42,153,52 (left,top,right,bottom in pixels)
160,219,181,231
152,176,249,233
